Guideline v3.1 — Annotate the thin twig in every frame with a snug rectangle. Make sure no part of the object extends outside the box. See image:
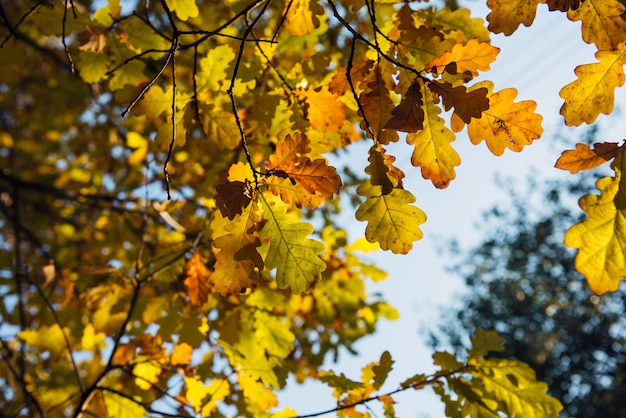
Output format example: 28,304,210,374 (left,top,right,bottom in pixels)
62,0,76,73
294,368,466,418
0,340,46,417
226,0,273,187
0,1,46,47
346,36,376,141
100,386,191,417
23,274,85,394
